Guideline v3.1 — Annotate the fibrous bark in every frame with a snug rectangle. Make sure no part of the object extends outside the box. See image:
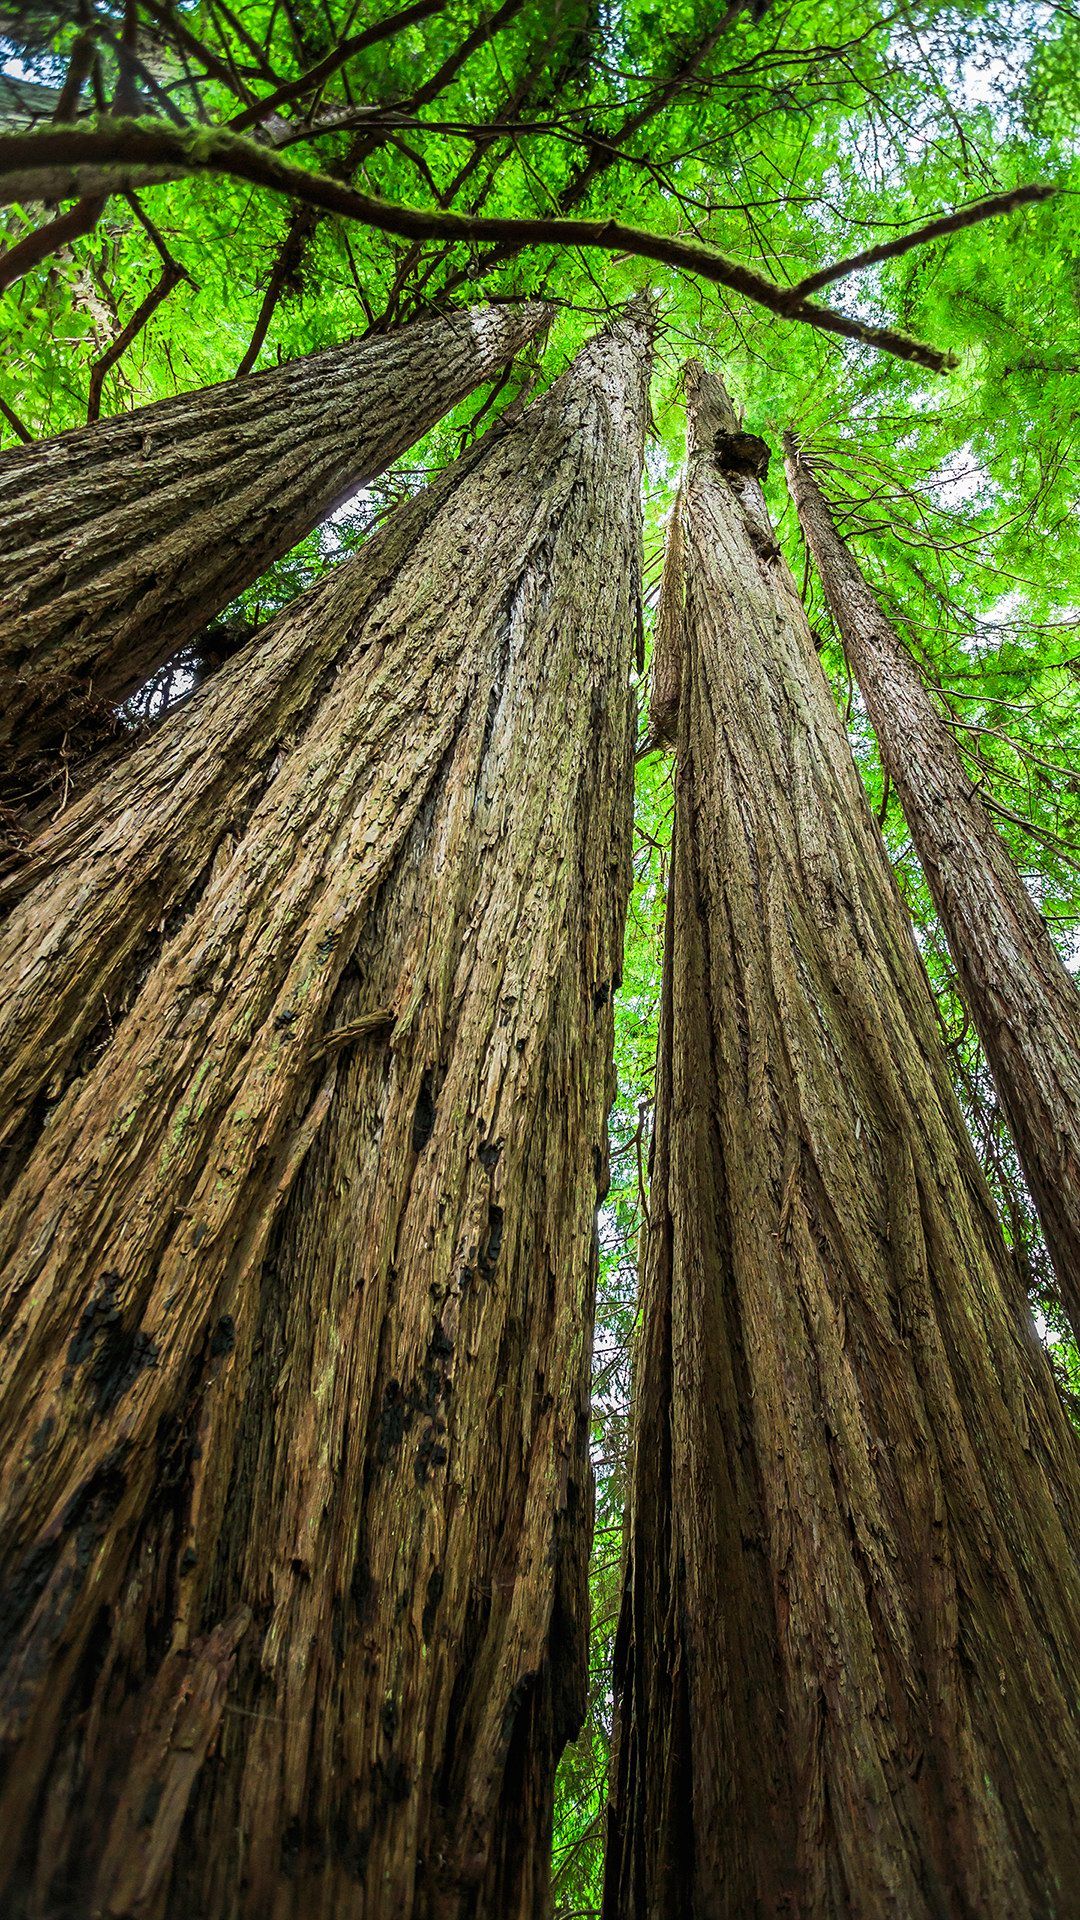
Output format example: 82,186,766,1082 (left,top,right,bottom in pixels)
0,302,651,1918
0,442,486,1187
0,300,547,784
604,365,1080,1920
785,436,1080,1351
